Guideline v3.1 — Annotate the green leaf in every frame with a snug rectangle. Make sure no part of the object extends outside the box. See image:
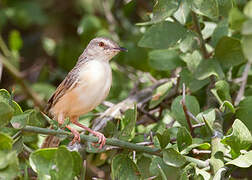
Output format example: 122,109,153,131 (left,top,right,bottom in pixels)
187,0,219,19
119,105,137,141
226,150,252,168
0,102,14,127
0,89,22,115
150,156,179,179
156,129,170,149
149,81,173,109
138,22,188,49
11,112,30,129
71,151,82,177
149,49,185,71
215,36,246,67
177,127,192,152
221,119,252,157
171,95,200,130
111,154,140,180
242,35,252,62
0,151,19,180
228,7,246,31
236,96,252,131
29,148,57,176
244,1,252,18
213,167,228,180
211,80,232,105
8,30,23,52
242,19,252,35
137,0,179,25
137,156,152,178
196,109,215,135
211,19,229,47
180,68,210,93
55,146,74,180
194,59,225,80
218,0,233,17
195,167,211,180
182,50,202,73
163,148,187,167
0,132,13,151
220,101,235,113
